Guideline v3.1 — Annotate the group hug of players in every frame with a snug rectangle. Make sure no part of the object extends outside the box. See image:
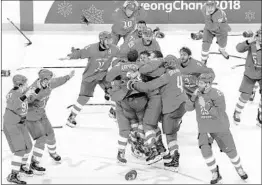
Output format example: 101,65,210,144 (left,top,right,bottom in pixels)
3,0,261,184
